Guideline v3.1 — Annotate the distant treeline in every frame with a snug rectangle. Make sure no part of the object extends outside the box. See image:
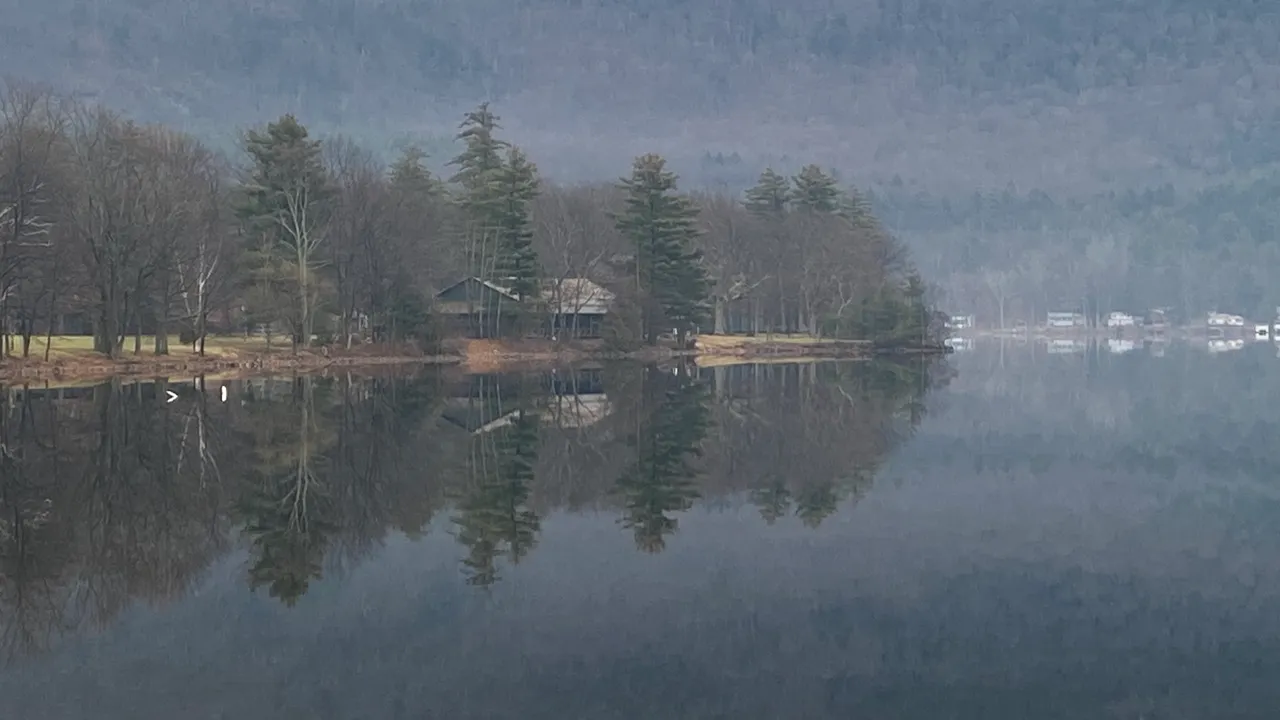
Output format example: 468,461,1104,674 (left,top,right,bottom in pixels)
870,175,1280,325
0,79,940,359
